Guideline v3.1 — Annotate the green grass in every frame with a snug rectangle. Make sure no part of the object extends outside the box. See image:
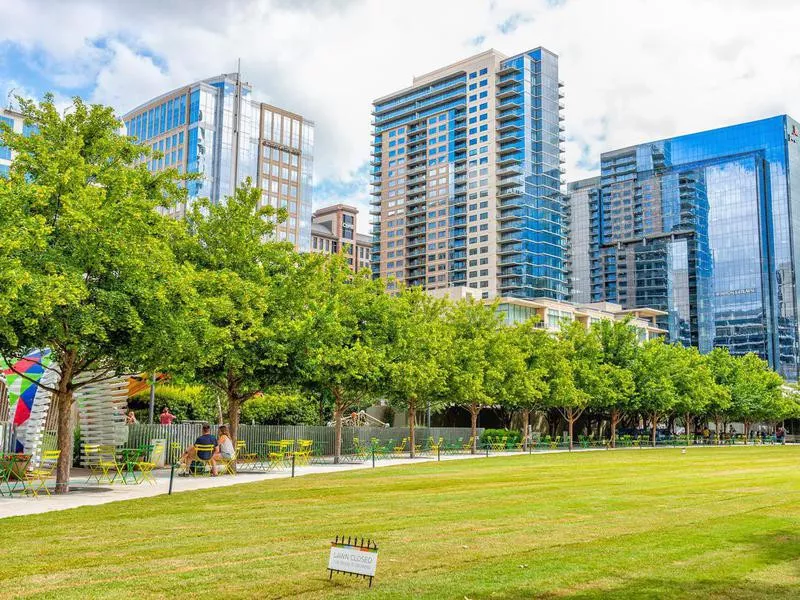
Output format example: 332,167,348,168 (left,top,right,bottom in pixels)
2,447,799,599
